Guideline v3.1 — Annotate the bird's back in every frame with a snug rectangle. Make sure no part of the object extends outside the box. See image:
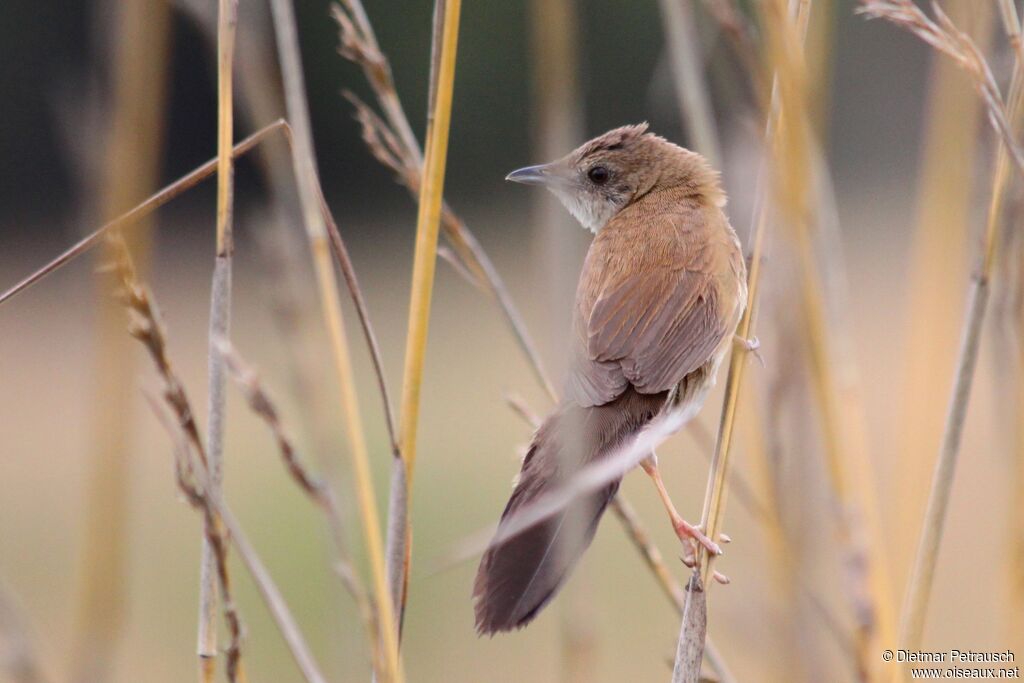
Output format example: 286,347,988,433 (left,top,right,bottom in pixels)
568,188,746,409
